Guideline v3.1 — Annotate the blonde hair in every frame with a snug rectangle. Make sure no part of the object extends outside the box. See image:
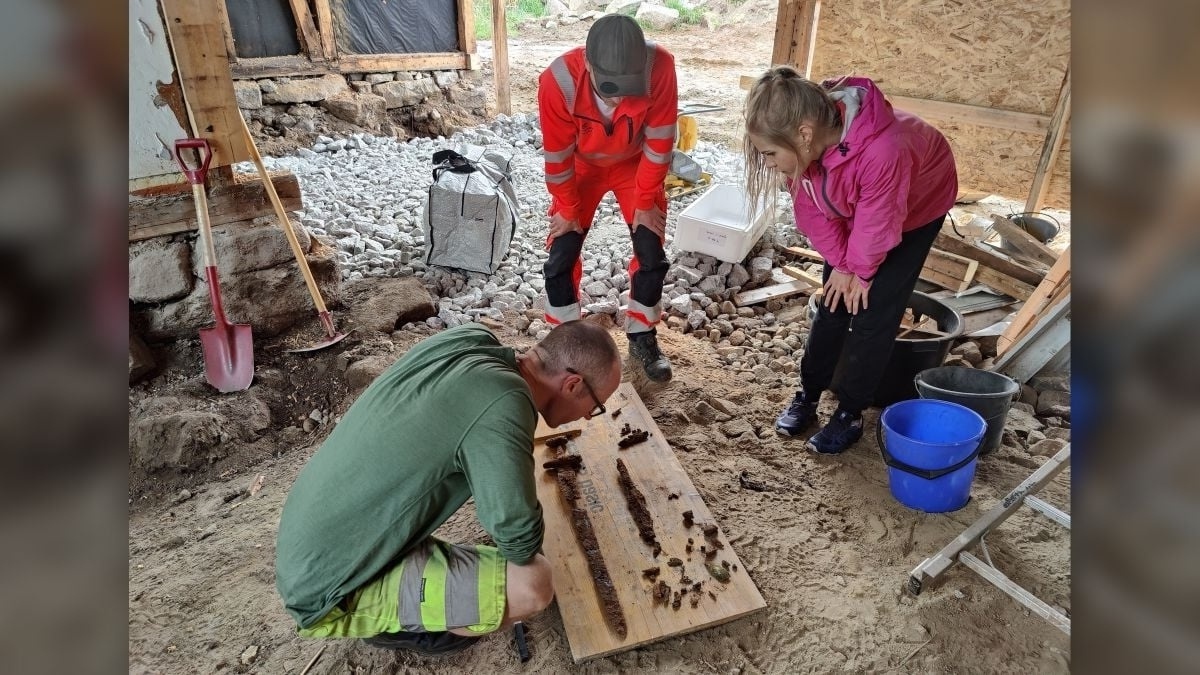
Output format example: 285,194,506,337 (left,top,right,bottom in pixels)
742,66,844,220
